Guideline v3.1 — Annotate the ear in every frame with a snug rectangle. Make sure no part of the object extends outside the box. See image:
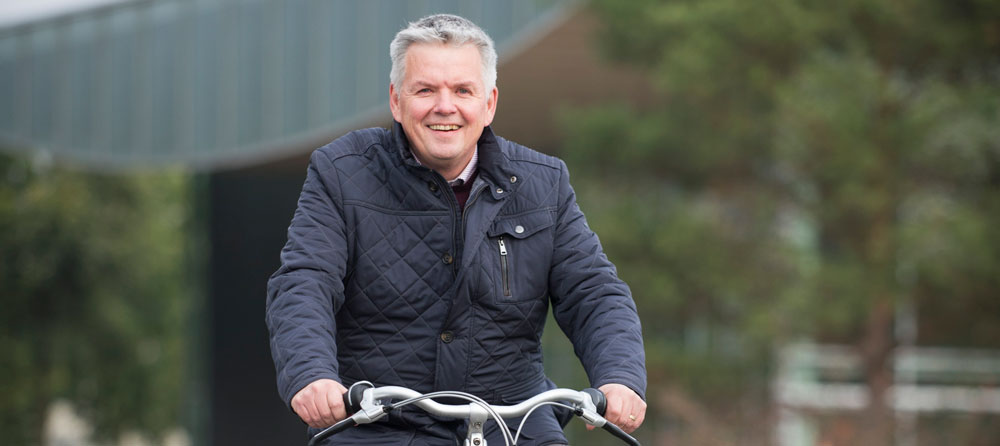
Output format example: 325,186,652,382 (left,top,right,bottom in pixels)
389,83,402,122
483,86,498,126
